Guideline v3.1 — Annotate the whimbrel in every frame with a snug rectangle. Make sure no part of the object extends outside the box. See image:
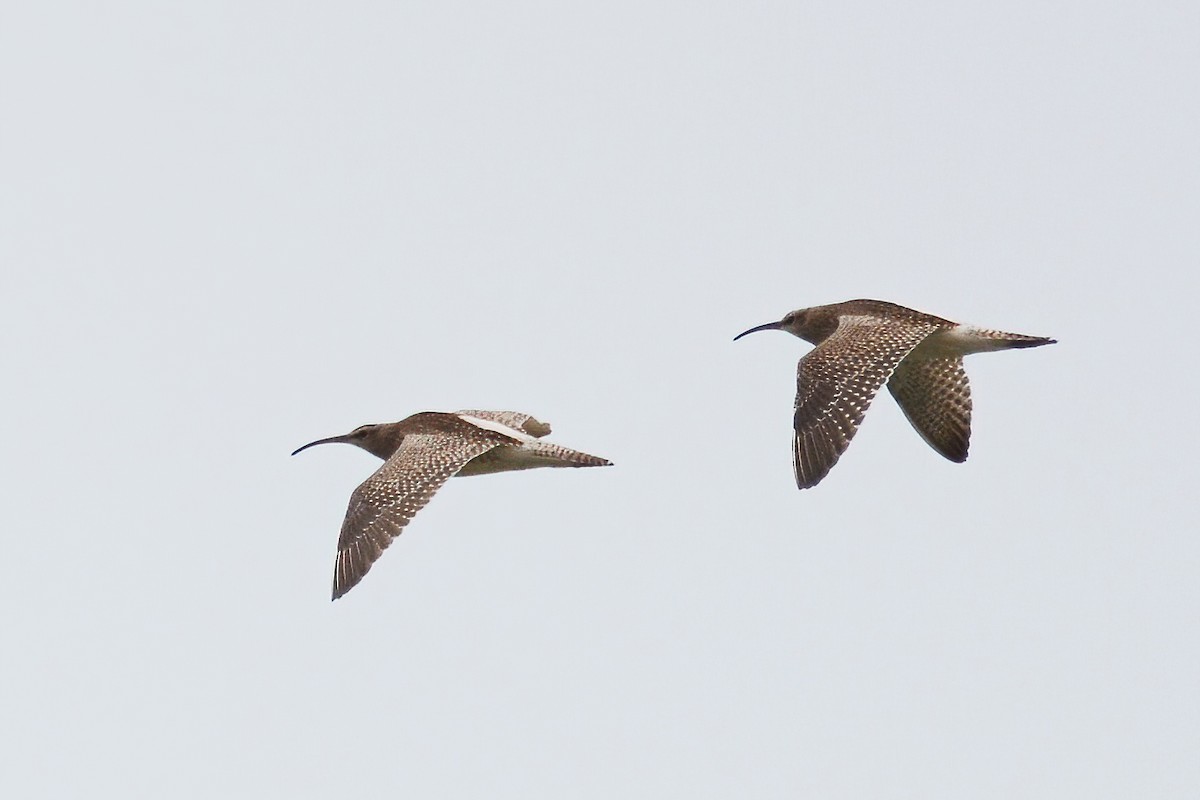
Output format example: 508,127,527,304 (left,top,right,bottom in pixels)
734,299,1055,489
292,410,611,599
